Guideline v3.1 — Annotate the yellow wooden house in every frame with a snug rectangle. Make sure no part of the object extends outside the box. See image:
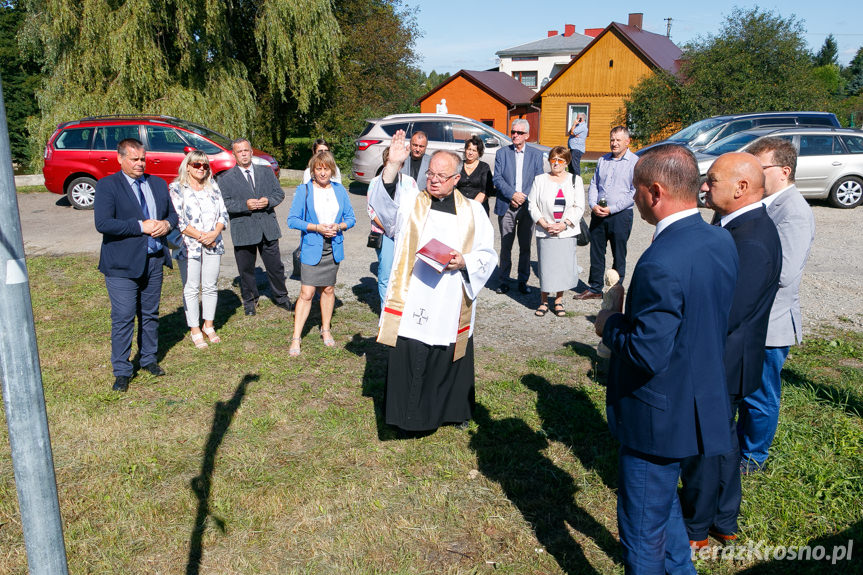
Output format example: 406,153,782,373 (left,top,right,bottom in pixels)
533,14,682,156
